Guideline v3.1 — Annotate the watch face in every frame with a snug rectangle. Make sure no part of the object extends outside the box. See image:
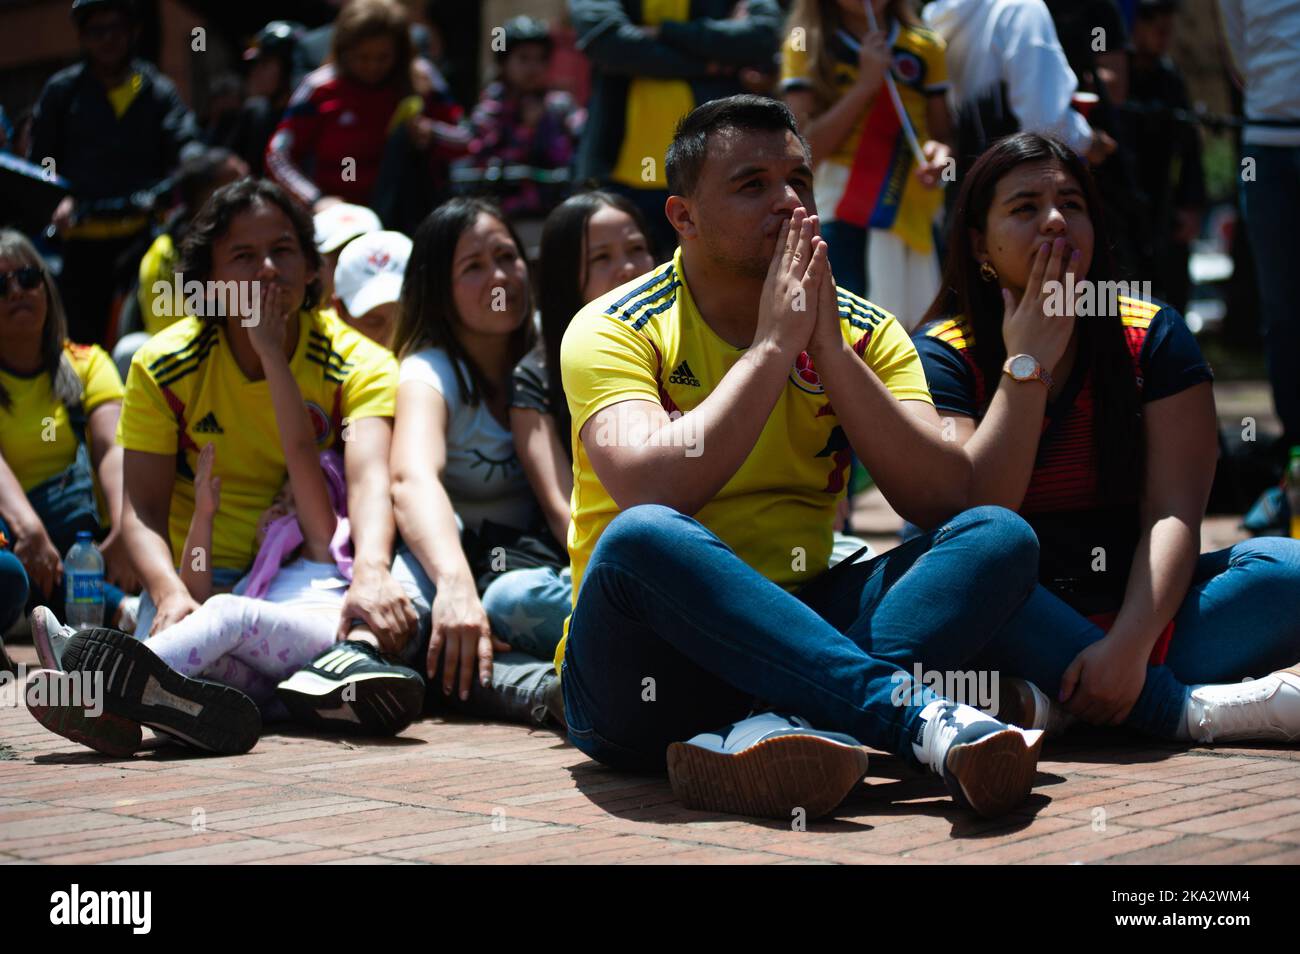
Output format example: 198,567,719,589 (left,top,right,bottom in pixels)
1010,354,1038,379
